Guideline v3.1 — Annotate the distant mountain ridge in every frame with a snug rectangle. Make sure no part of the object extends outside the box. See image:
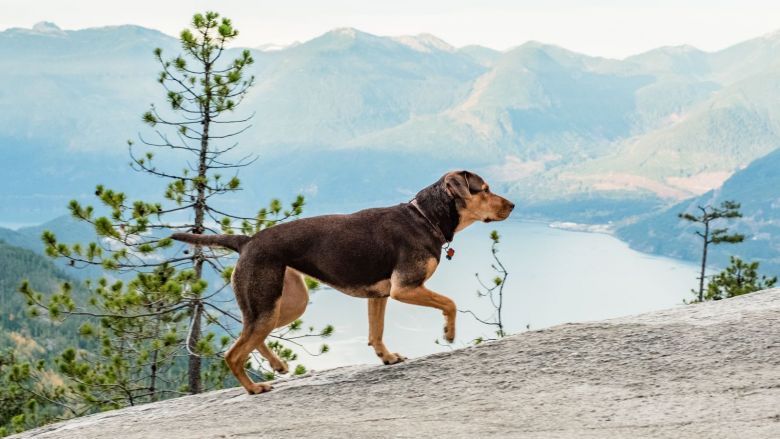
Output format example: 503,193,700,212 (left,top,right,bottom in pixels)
1,22,780,223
